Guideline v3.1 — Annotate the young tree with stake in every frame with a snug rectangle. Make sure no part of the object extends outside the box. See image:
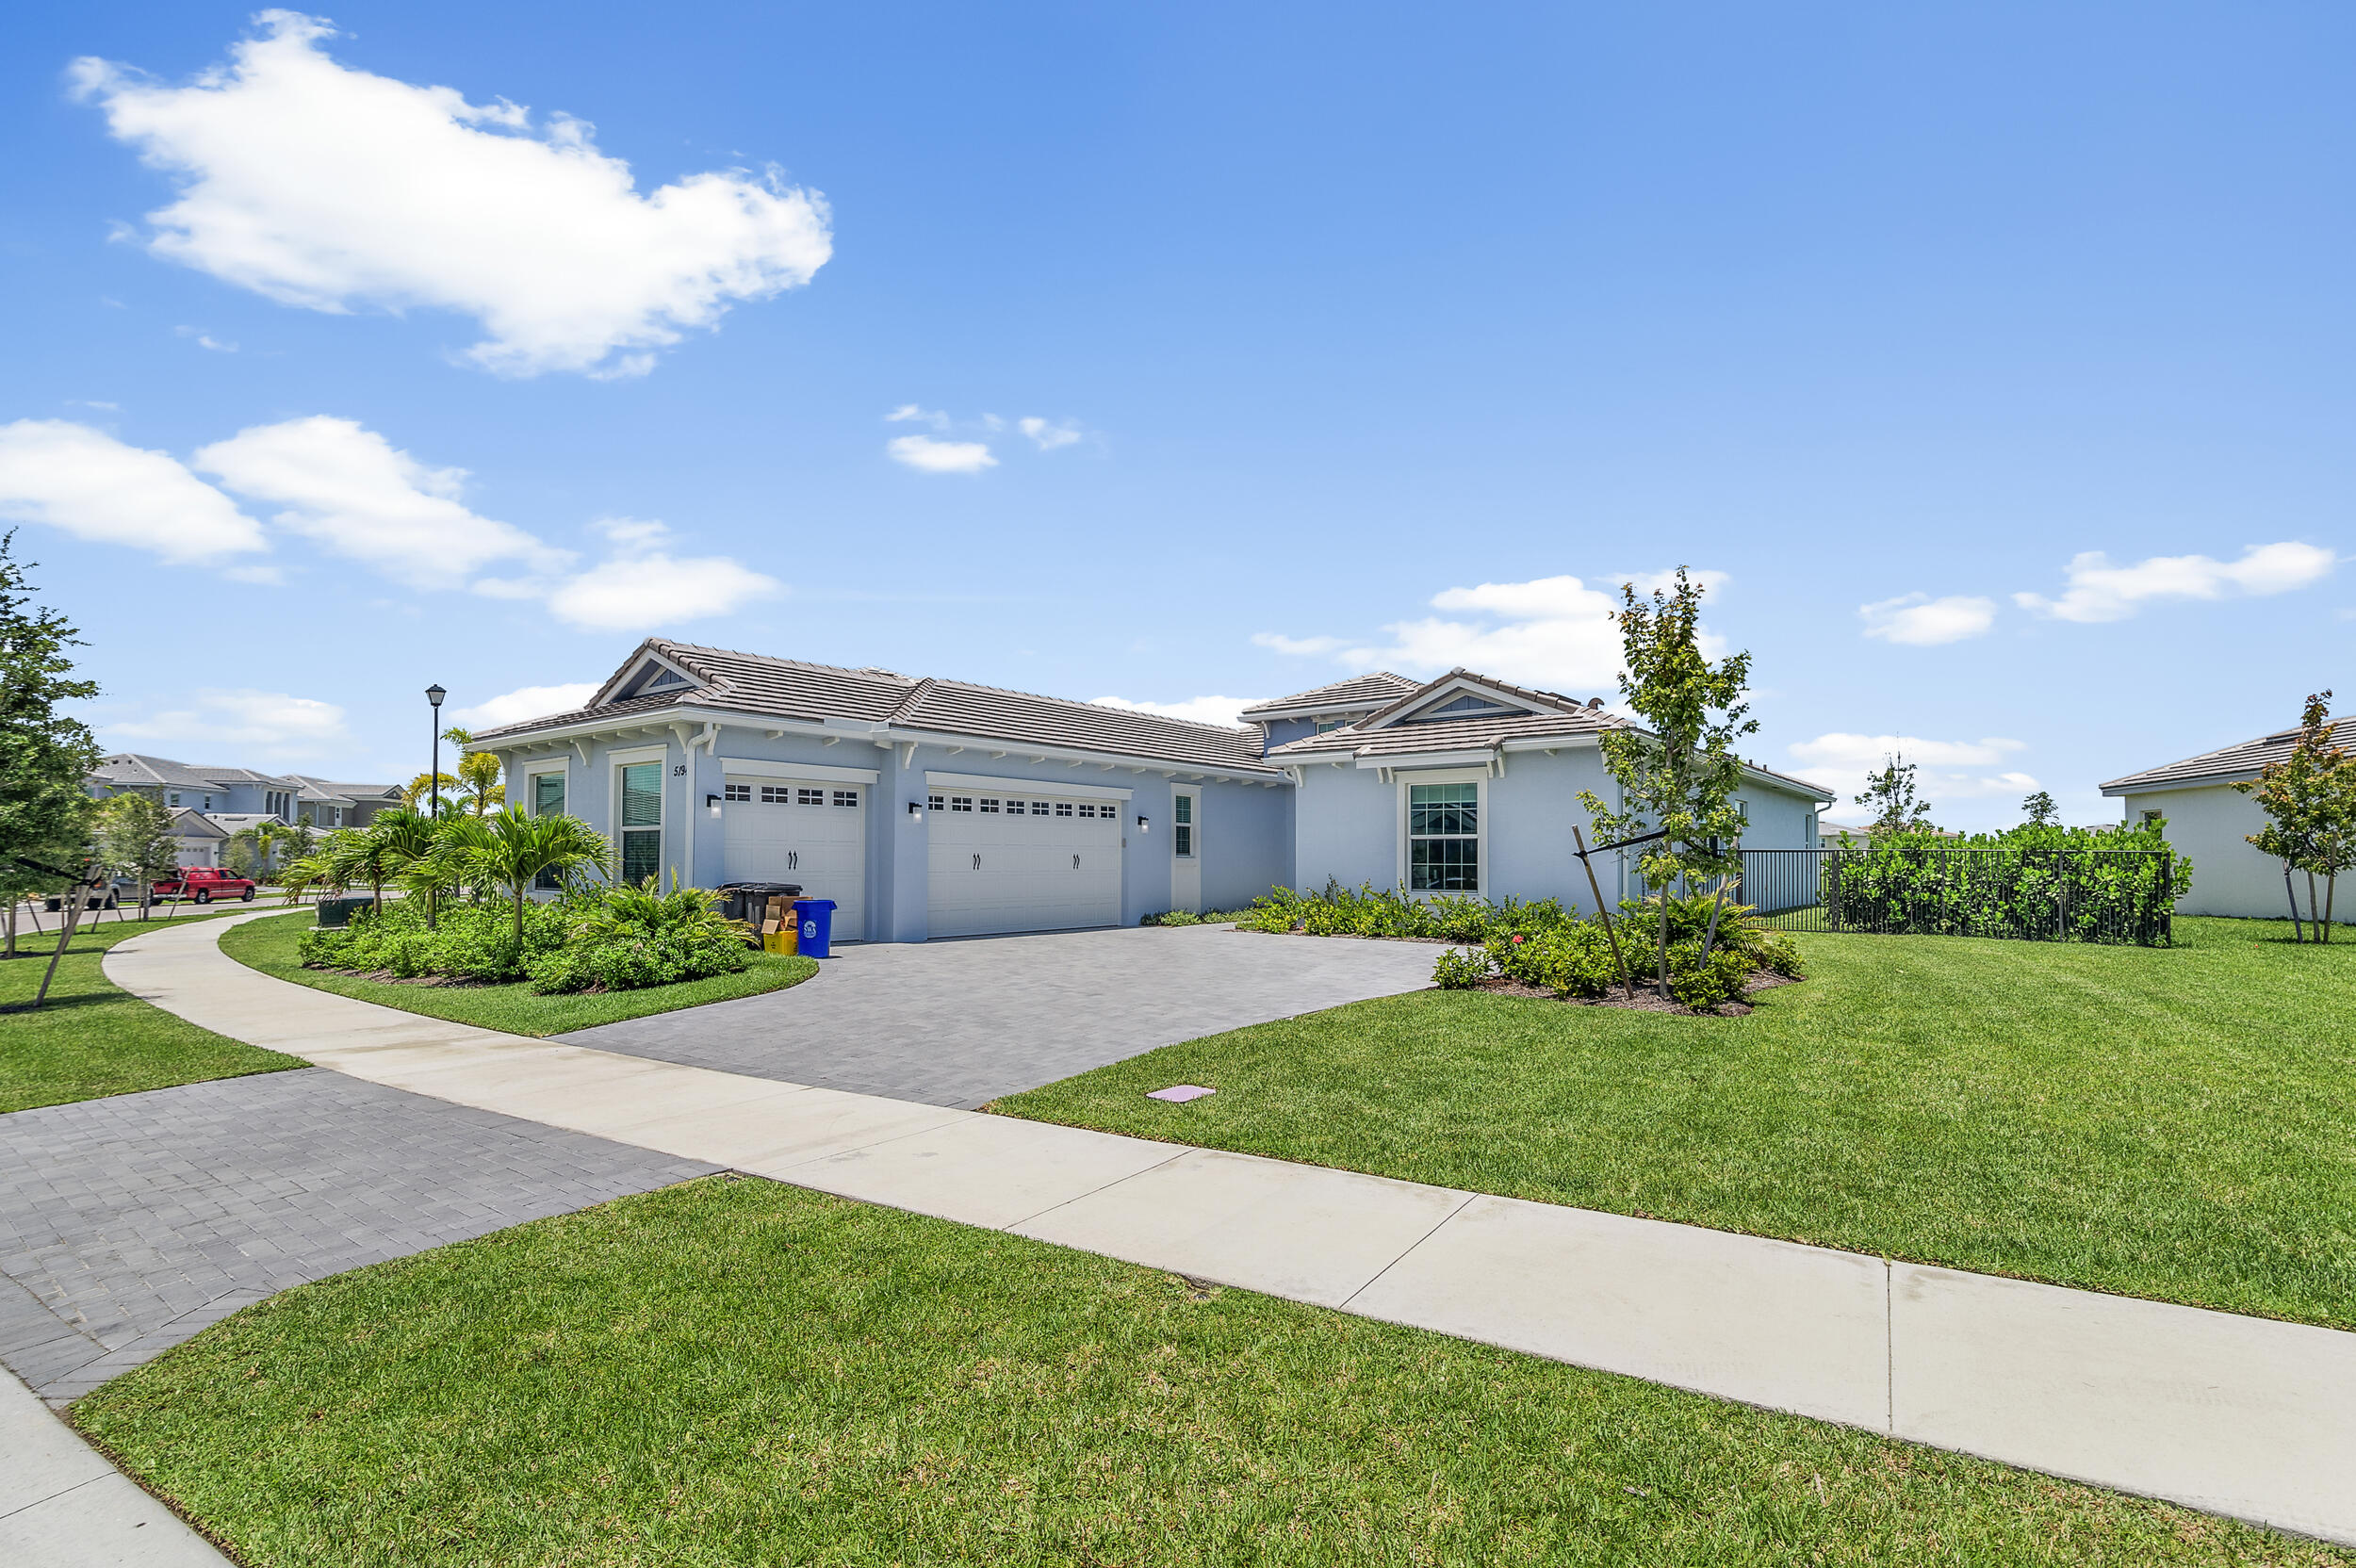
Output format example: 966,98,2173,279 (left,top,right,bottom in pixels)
1578,568,1757,989
2238,691,2356,941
